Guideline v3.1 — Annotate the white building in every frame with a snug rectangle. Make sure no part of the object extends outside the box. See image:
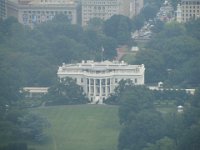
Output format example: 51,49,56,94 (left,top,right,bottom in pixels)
0,0,6,19
120,0,144,19
81,0,144,26
6,0,79,28
81,0,121,26
176,0,200,22
57,60,145,103
23,87,48,98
